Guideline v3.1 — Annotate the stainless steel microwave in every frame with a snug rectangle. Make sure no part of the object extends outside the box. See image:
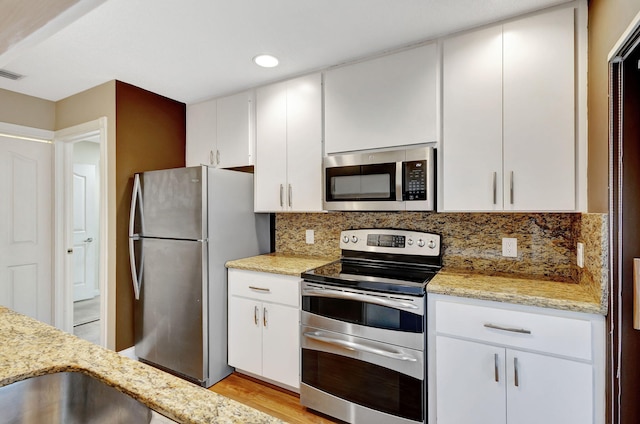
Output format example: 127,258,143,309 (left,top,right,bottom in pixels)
323,146,435,211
